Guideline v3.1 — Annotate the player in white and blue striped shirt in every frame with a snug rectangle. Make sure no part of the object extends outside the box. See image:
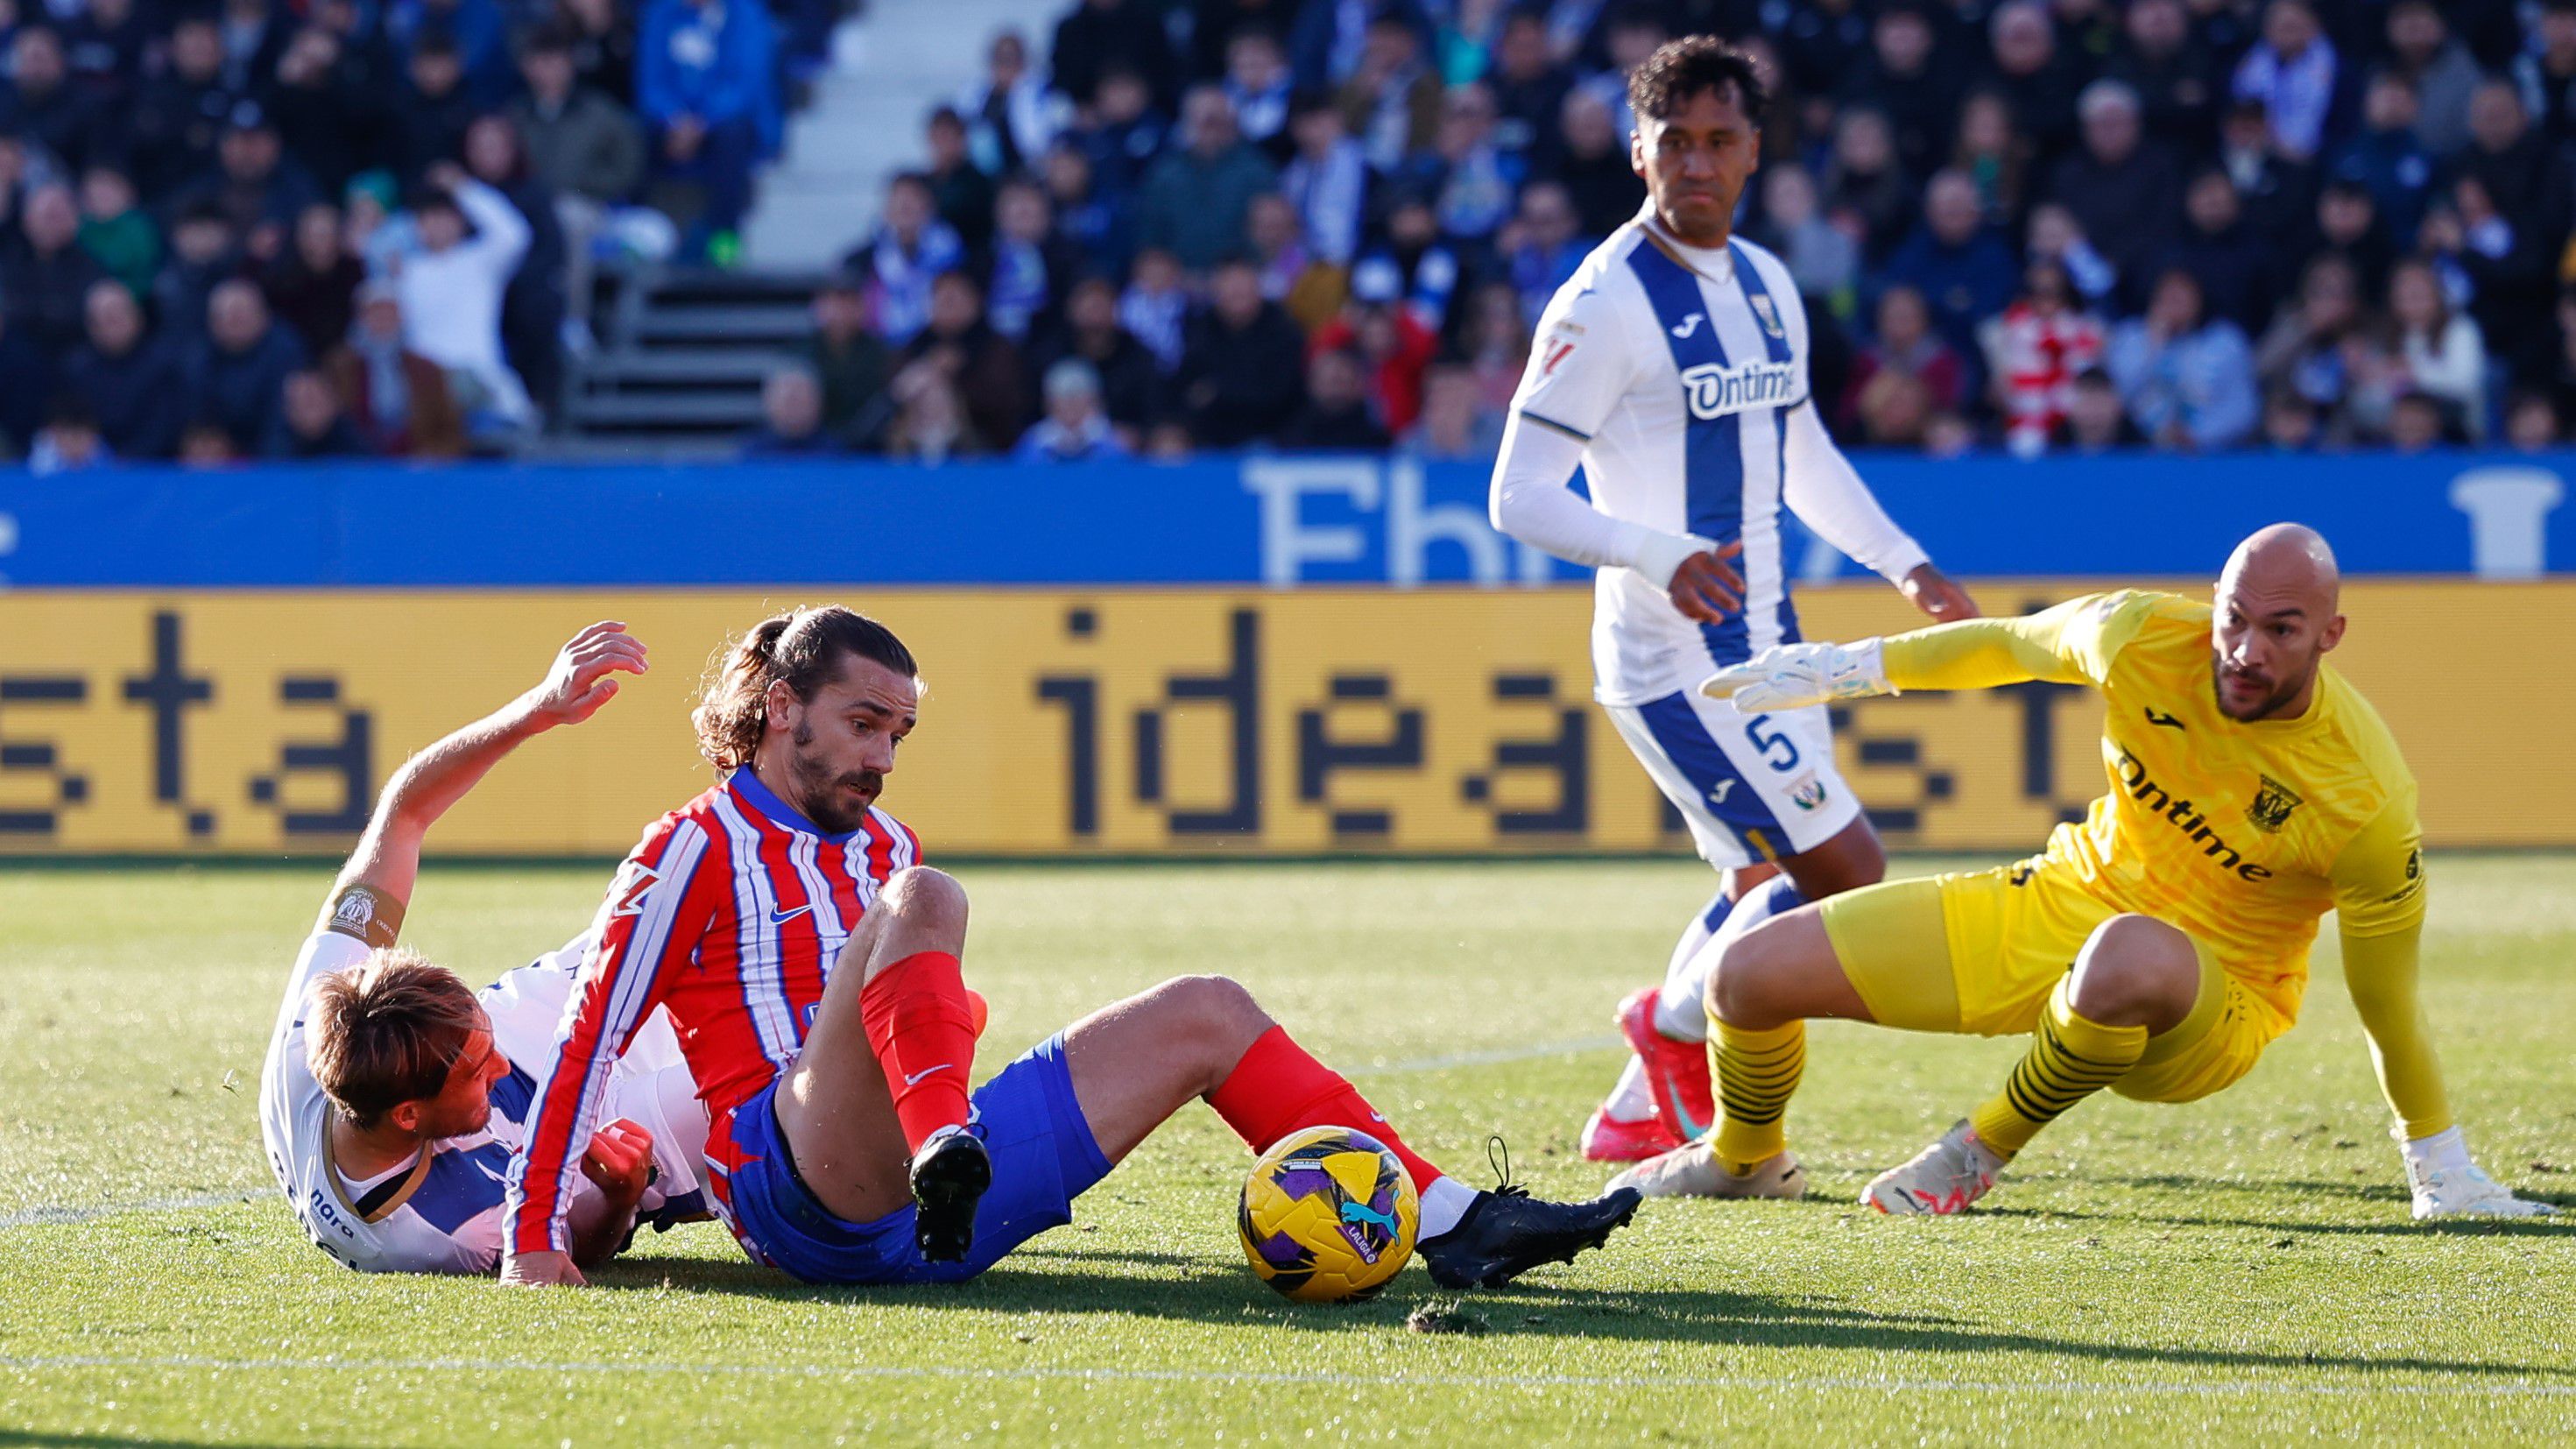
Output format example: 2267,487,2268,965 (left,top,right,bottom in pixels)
1488,38,1980,1178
